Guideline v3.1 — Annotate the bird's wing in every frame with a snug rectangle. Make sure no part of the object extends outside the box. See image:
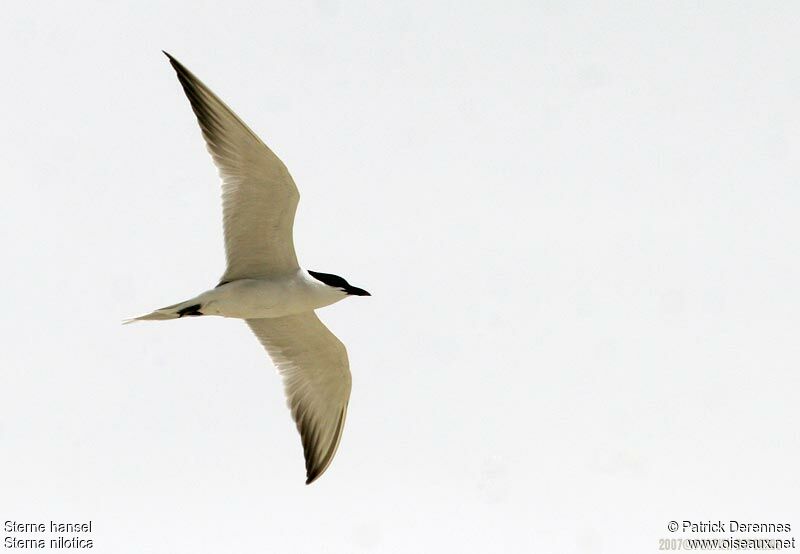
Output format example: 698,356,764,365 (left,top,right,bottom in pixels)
246,313,352,484
164,52,300,282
